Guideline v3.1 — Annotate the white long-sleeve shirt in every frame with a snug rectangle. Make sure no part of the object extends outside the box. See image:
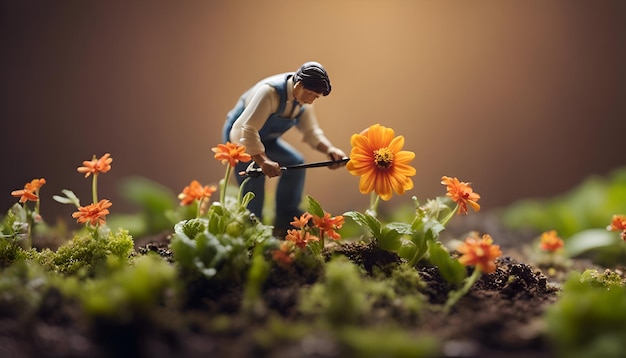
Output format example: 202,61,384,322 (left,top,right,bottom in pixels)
229,73,332,155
